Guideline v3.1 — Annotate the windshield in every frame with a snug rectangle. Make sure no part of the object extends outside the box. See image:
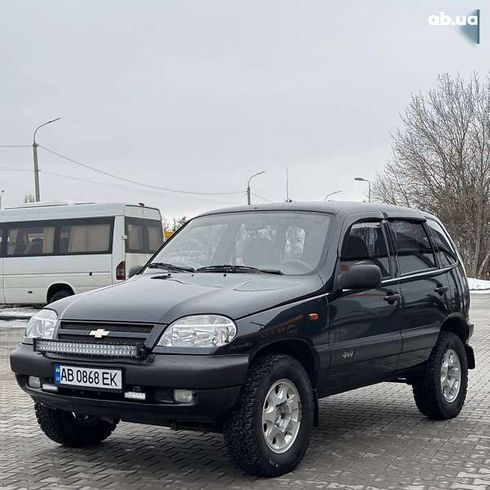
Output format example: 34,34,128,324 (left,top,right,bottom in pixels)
148,211,330,275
